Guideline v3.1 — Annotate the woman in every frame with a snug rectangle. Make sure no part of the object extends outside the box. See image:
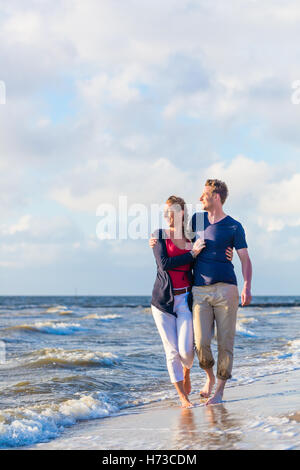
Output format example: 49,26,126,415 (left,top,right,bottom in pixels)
150,196,232,408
